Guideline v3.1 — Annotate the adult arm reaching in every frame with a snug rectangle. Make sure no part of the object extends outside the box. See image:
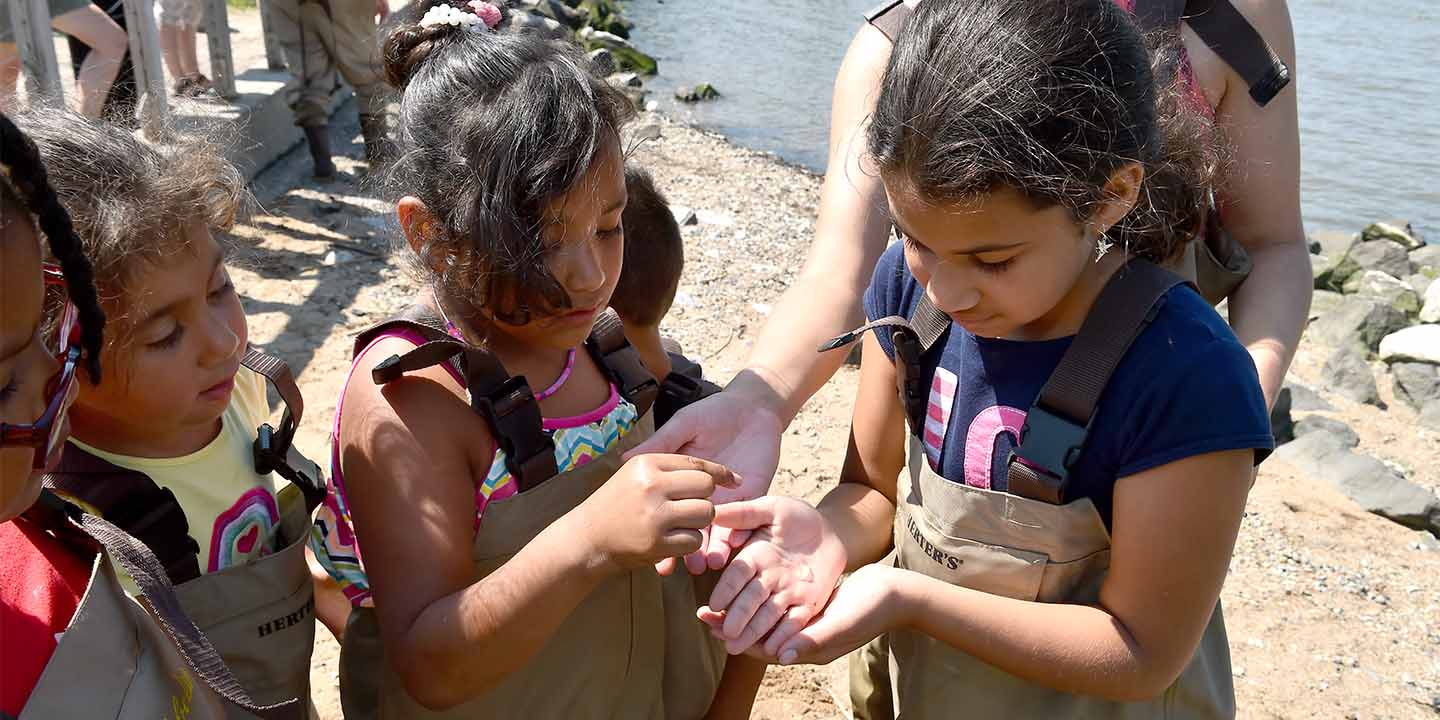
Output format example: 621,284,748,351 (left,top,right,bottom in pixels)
628,20,900,573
